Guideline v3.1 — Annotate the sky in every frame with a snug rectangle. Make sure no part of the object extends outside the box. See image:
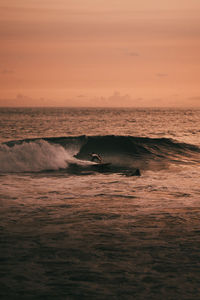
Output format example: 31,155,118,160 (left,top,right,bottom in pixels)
0,0,200,107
